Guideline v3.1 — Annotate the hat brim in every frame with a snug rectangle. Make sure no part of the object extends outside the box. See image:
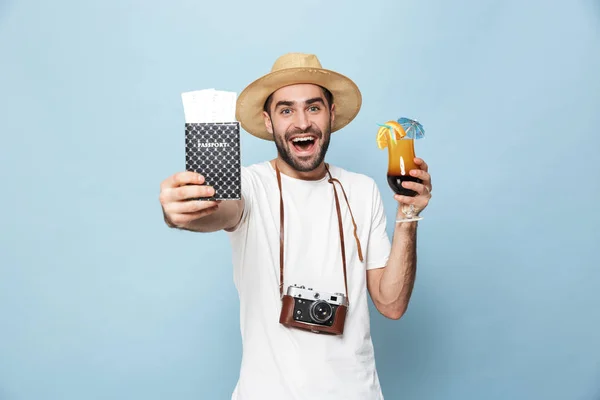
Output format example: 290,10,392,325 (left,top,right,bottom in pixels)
235,67,362,141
